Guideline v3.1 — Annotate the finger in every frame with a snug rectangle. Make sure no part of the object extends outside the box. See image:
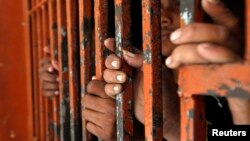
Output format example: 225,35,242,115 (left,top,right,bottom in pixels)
42,81,59,90
104,84,123,98
82,109,105,128
39,58,51,67
165,44,207,68
104,38,115,52
170,23,234,46
202,0,239,30
52,60,59,71
122,50,143,71
43,46,51,54
40,72,58,82
86,122,103,138
197,43,241,63
43,90,59,97
103,69,127,83
87,80,109,98
105,54,122,70
39,63,53,73
83,94,115,113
